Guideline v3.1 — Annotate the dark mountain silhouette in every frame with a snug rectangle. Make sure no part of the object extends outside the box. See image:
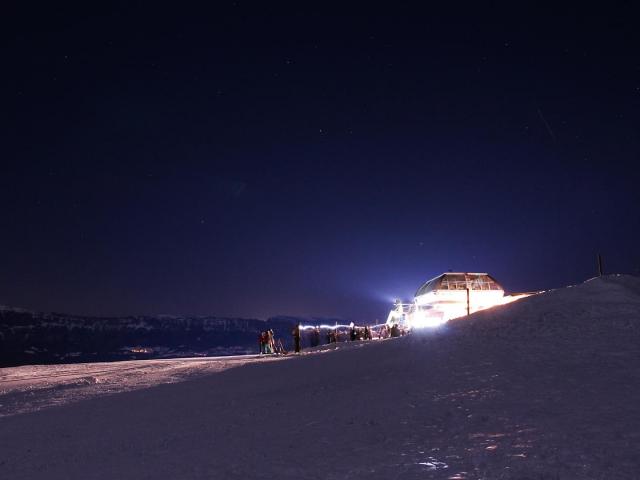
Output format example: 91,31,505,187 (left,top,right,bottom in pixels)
0,307,344,366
